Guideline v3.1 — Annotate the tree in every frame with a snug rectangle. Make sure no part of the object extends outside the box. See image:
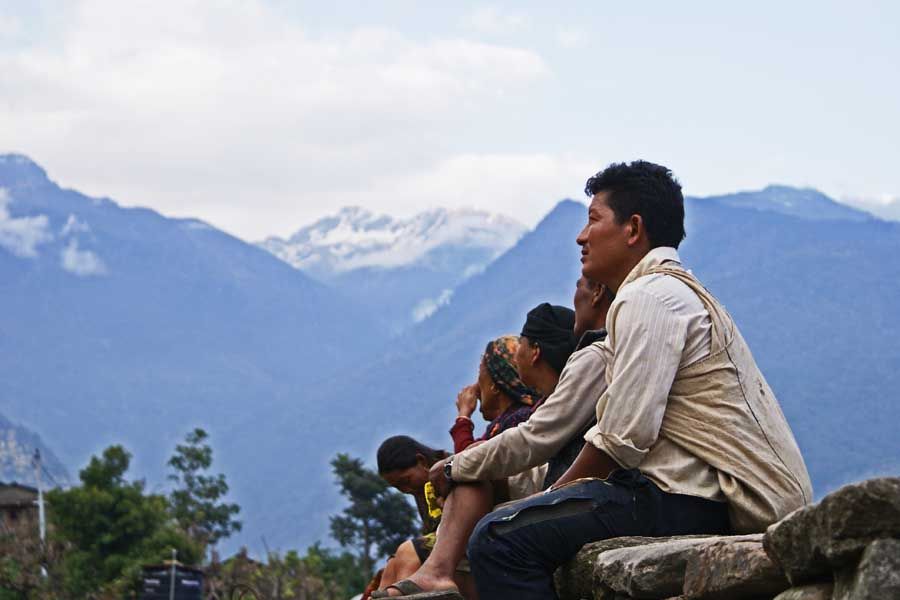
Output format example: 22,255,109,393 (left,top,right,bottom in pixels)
328,453,417,577
47,445,201,598
167,428,241,551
